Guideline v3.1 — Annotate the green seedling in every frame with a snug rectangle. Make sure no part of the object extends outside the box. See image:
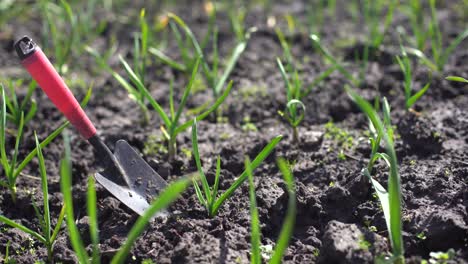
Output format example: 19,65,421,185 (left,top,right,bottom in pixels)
0,85,93,201
446,76,468,83
1,80,37,128
311,34,359,86
150,13,251,101
191,119,283,217
0,133,66,263
117,56,232,160
347,87,404,263
60,131,191,264
39,0,77,74
395,46,431,111
248,158,296,264
274,30,336,143
363,0,397,49
227,4,248,42
133,8,150,84
403,0,468,72
276,58,306,143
